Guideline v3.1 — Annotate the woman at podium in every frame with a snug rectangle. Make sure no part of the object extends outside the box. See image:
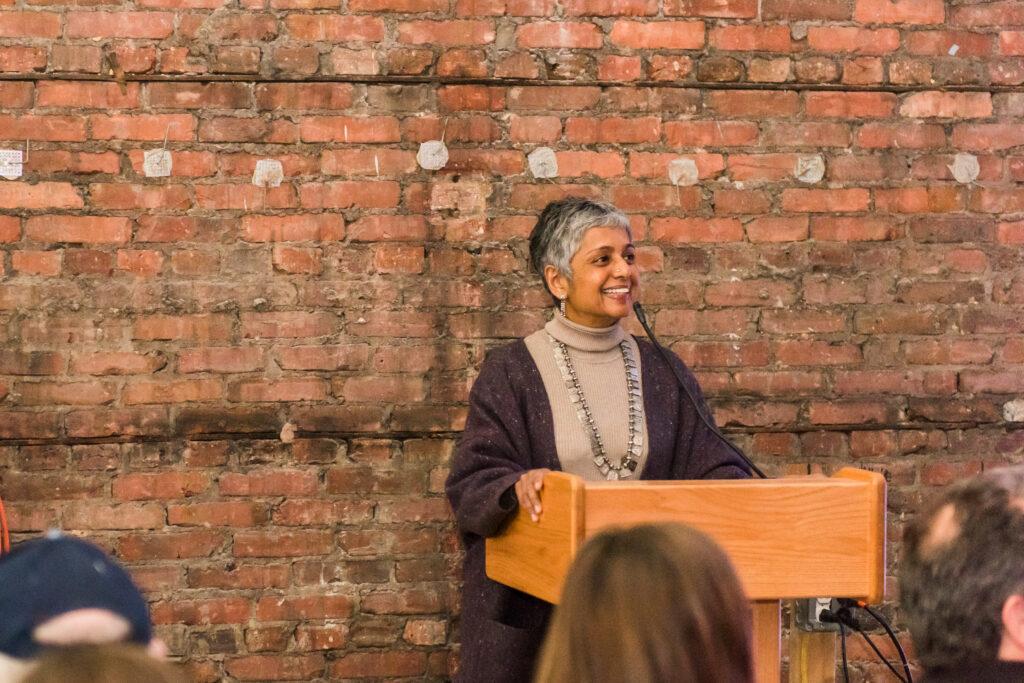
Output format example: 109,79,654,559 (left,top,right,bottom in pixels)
446,197,751,683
